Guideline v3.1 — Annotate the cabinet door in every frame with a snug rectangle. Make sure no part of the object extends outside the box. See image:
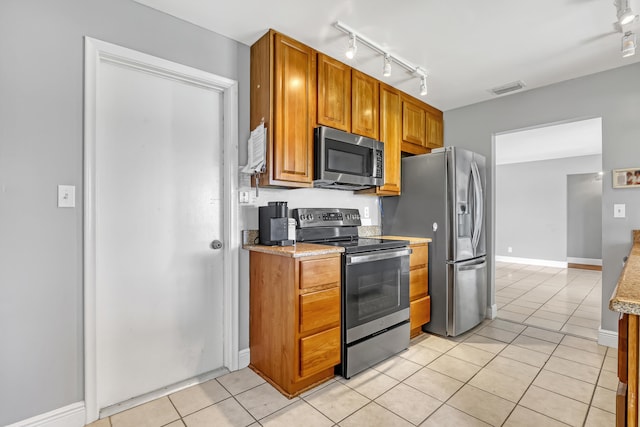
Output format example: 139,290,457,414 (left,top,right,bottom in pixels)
299,327,341,378
402,97,427,149
410,295,431,331
351,70,379,139
273,33,315,184
378,83,401,194
299,287,340,334
317,54,351,132
426,111,443,149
